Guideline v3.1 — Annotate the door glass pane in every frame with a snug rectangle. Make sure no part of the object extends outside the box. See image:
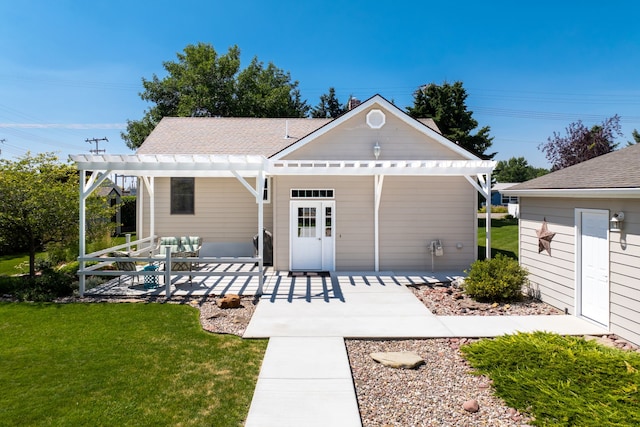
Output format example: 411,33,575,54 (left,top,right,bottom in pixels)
298,207,316,237
325,207,332,237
